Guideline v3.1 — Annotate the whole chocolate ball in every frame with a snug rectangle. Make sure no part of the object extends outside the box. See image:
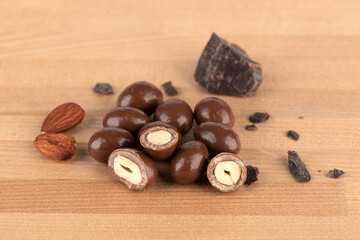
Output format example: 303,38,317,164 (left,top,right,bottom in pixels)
103,107,149,135
194,122,240,155
194,97,235,128
154,99,194,135
88,127,135,163
116,81,163,115
169,141,209,184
